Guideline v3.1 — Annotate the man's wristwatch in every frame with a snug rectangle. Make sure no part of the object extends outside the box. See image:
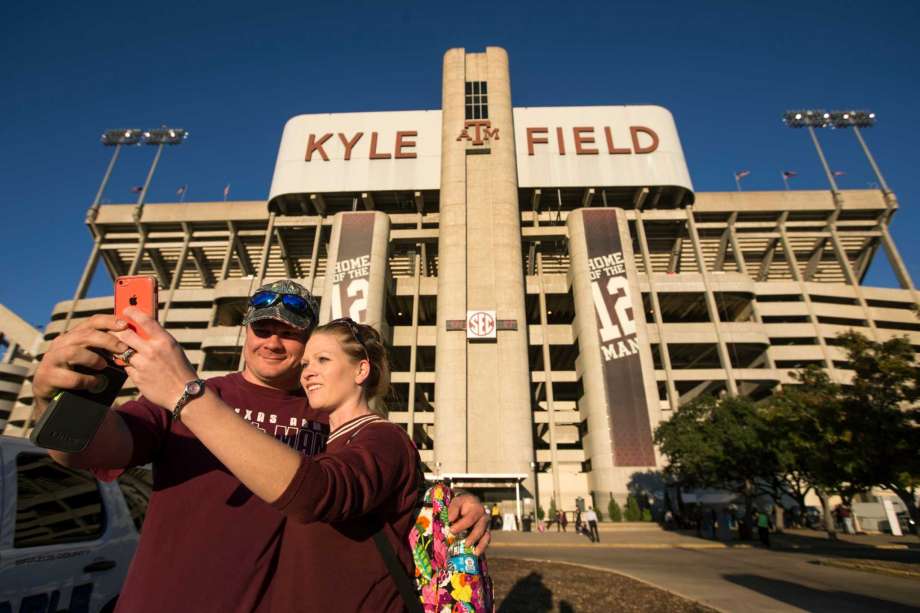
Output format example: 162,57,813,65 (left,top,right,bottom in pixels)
173,379,206,422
